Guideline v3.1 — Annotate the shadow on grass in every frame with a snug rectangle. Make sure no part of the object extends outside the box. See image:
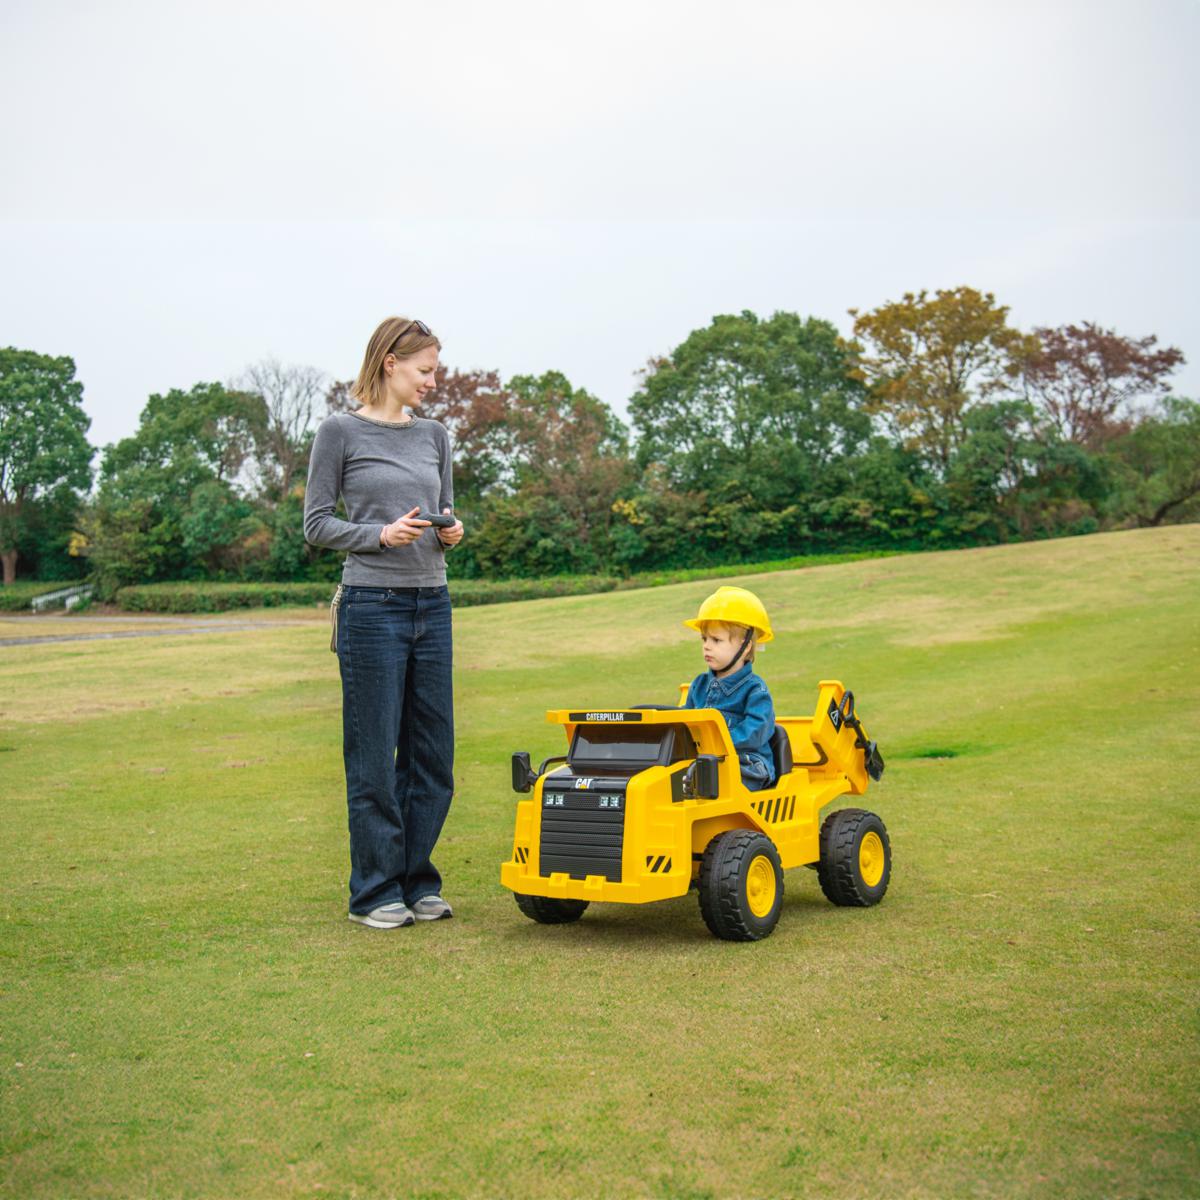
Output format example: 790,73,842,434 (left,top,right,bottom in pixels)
887,740,994,759
497,900,712,949
491,874,854,950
